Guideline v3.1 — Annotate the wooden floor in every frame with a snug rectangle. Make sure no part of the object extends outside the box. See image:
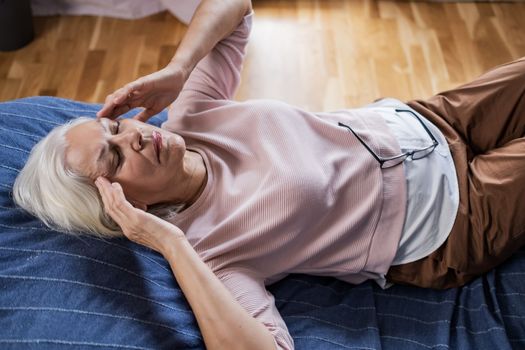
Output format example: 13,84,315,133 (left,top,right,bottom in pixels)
1,0,524,111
